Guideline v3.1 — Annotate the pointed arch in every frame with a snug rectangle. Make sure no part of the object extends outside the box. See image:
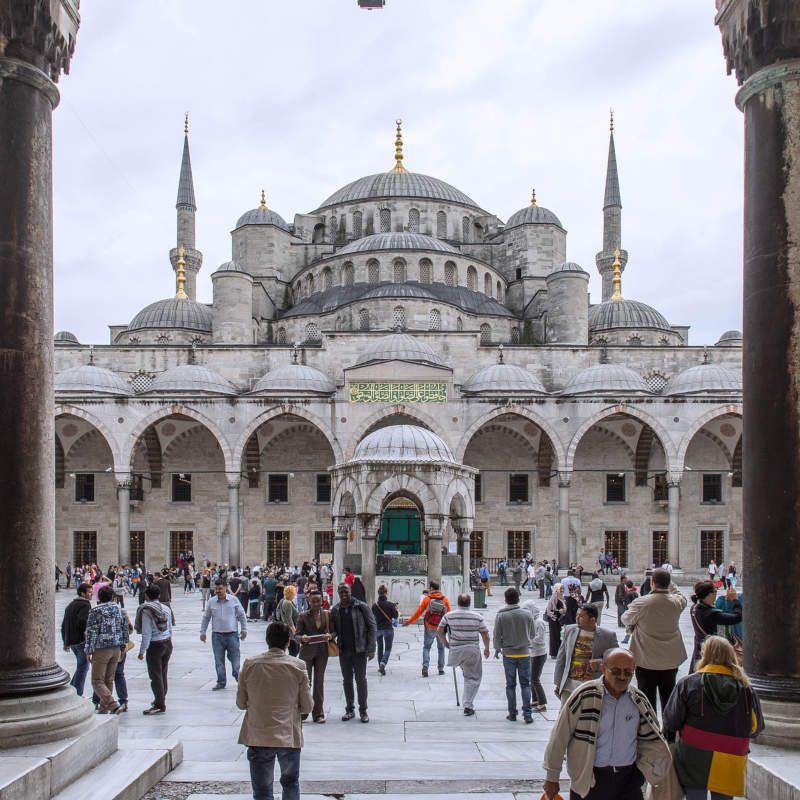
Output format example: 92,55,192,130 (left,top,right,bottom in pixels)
55,436,65,488
676,404,743,470
245,433,260,487
443,476,476,522
332,476,364,518
732,437,742,487
55,404,122,469
364,473,441,517
634,424,655,486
